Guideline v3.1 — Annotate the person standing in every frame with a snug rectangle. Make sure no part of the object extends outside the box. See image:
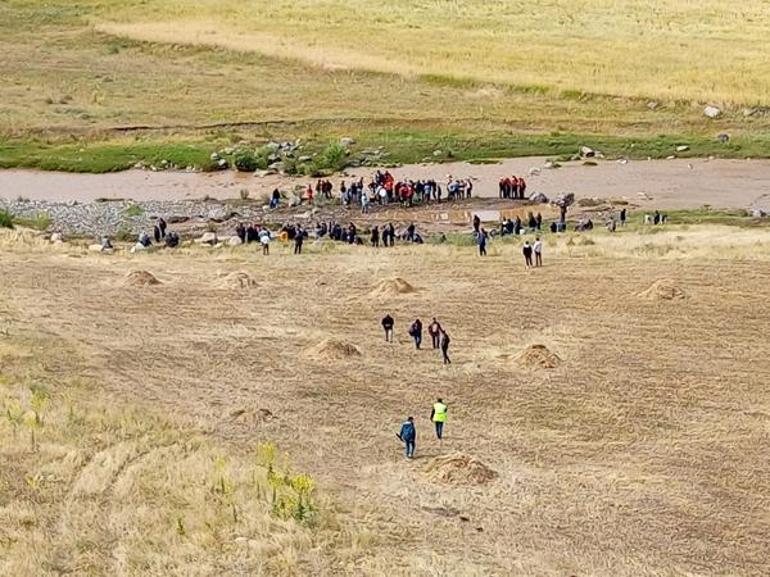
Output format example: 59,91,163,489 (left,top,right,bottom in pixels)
361,191,369,214
620,208,627,226
371,225,380,247
477,228,488,256
522,240,533,268
440,330,451,365
428,318,443,349
472,214,481,234
533,236,543,268
431,398,448,440
294,226,304,254
409,318,423,349
381,314,394,342
260,229,271,255
398,416,416,459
